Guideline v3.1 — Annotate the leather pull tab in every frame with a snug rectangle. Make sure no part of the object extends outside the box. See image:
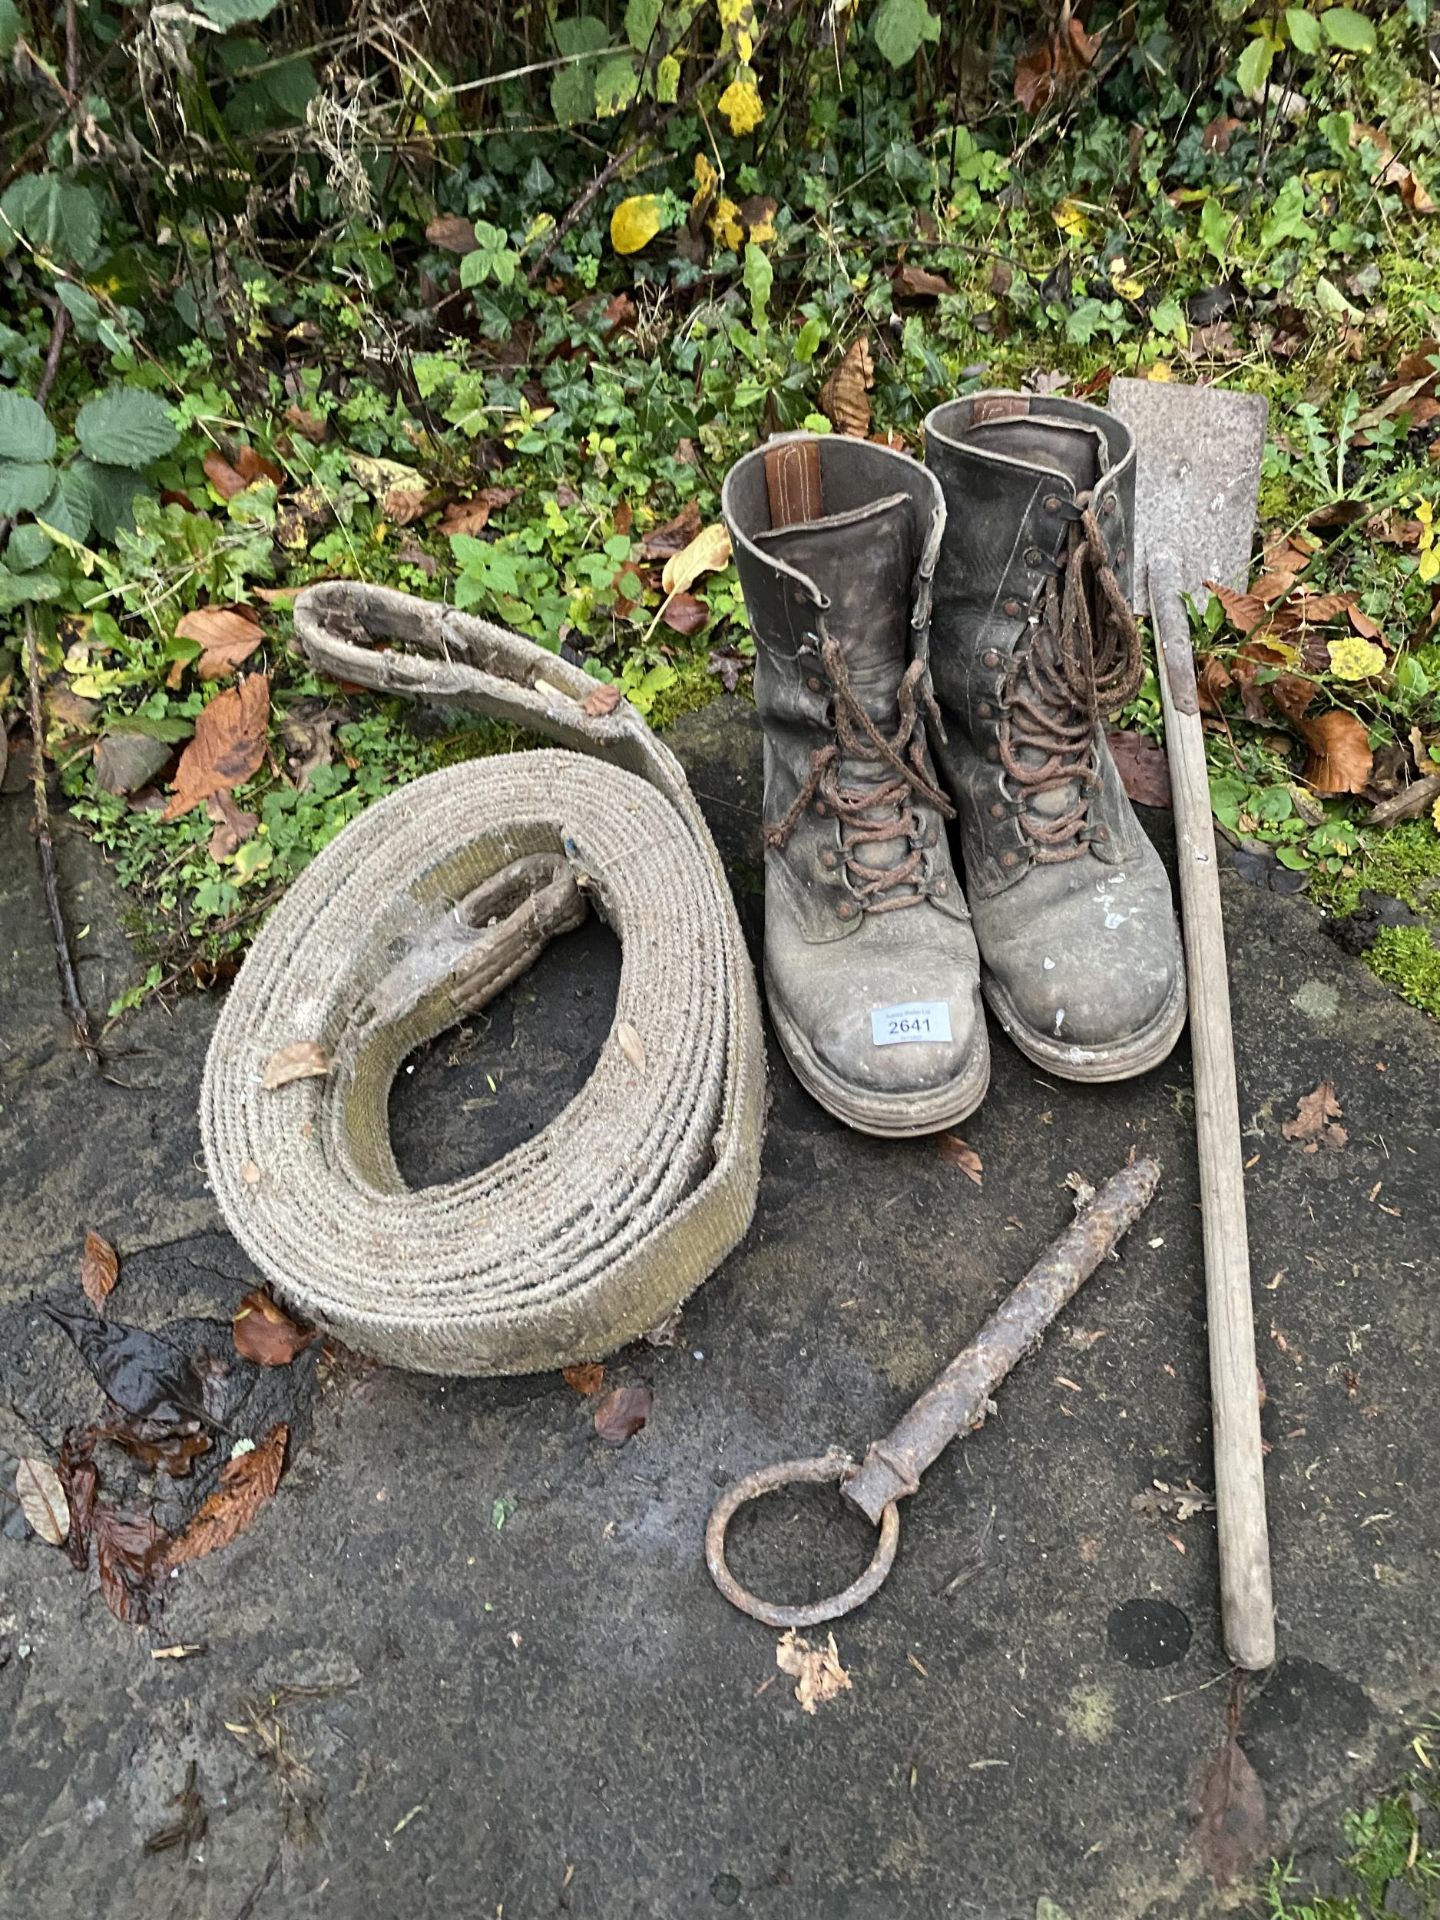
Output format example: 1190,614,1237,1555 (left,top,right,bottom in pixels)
763,440,824,528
